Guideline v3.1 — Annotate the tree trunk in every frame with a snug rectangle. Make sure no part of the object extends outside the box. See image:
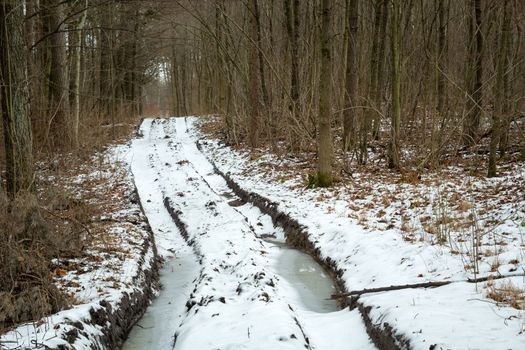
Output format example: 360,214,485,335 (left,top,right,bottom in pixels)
44,0,71,149
372,0,388,140
180,50,188,115
25,0,43,135
248,0,261,148
488,0,510,177
389,0,401,170
343,0,359,158
72,0,88,148
284,0,300,117
463,0,483,146
0,1,34,196
171,45,184,116
431,0,448,166
254,0,269,108
99,9,113,122
317,0,333,186
498,0,512,156
366,0,382,154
